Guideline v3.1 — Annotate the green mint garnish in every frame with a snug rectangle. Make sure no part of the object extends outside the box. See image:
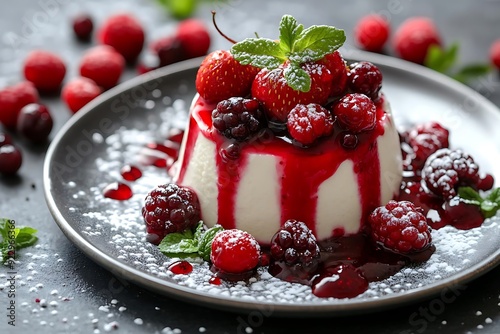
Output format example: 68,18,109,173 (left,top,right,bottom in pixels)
424,43,493,84
158,221,223,260
458,187,500,218
231,14,345,92
0,219,38,264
